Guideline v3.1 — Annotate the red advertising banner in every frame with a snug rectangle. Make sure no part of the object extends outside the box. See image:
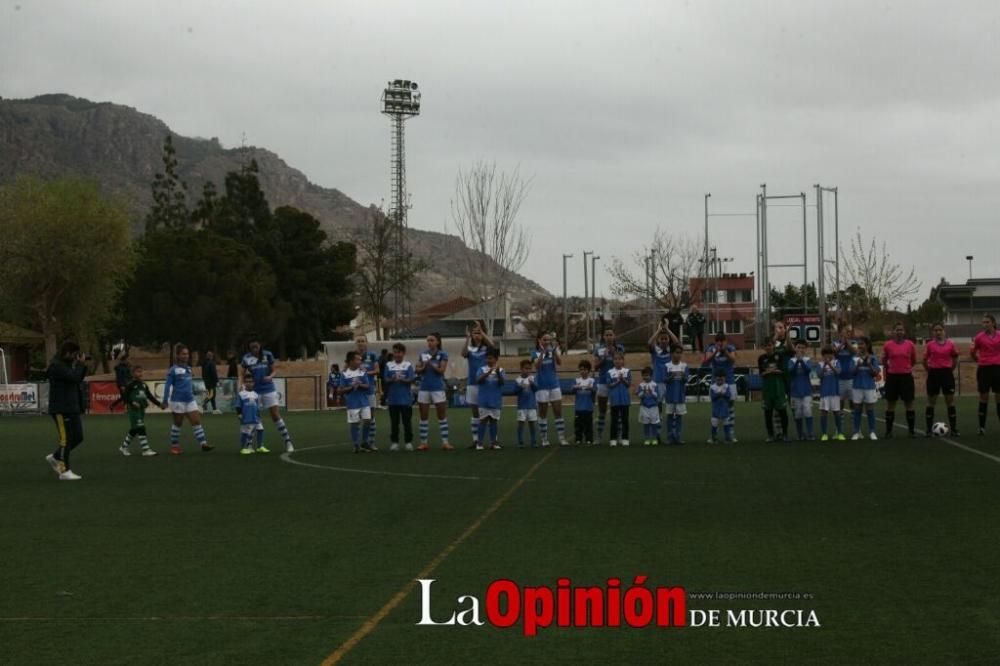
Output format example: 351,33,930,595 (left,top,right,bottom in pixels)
88,381,125,414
